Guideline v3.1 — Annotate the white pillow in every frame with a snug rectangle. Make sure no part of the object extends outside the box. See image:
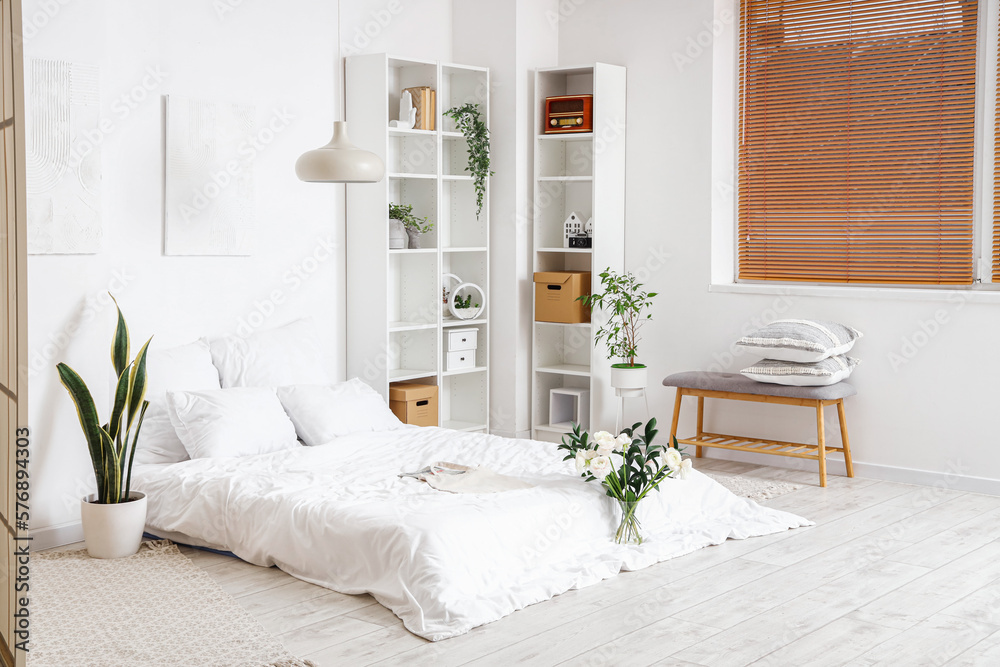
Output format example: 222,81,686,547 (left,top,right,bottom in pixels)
208,318,334,389
736,320,863,363
276,379,403,446
740,355,860,387
134,340,221,465
166,387,300,459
